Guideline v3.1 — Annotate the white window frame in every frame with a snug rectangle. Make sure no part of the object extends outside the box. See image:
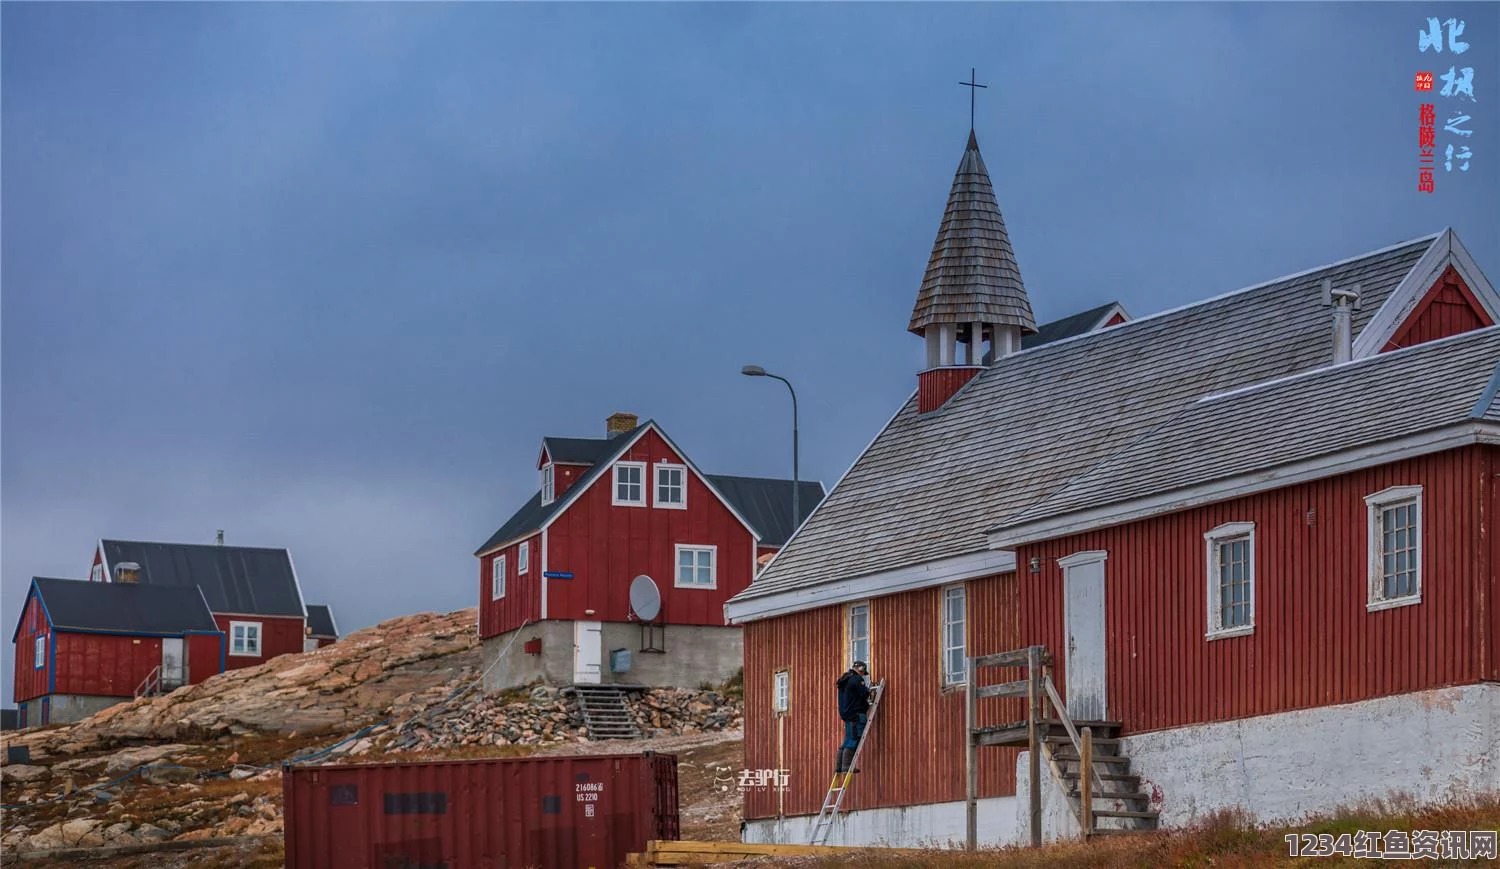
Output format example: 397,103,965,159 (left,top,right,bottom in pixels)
674,544,718,589
941,585,968,686
1366,485,1423,611
1204,522,1256,639
89,562,103,583
654,463,687,510
612,461,647,507
846,601,871,671
491,554,507,600
518,541,530,575
541,464,555,506
772,669,790,713
229,621,263,657
34,634,45,669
